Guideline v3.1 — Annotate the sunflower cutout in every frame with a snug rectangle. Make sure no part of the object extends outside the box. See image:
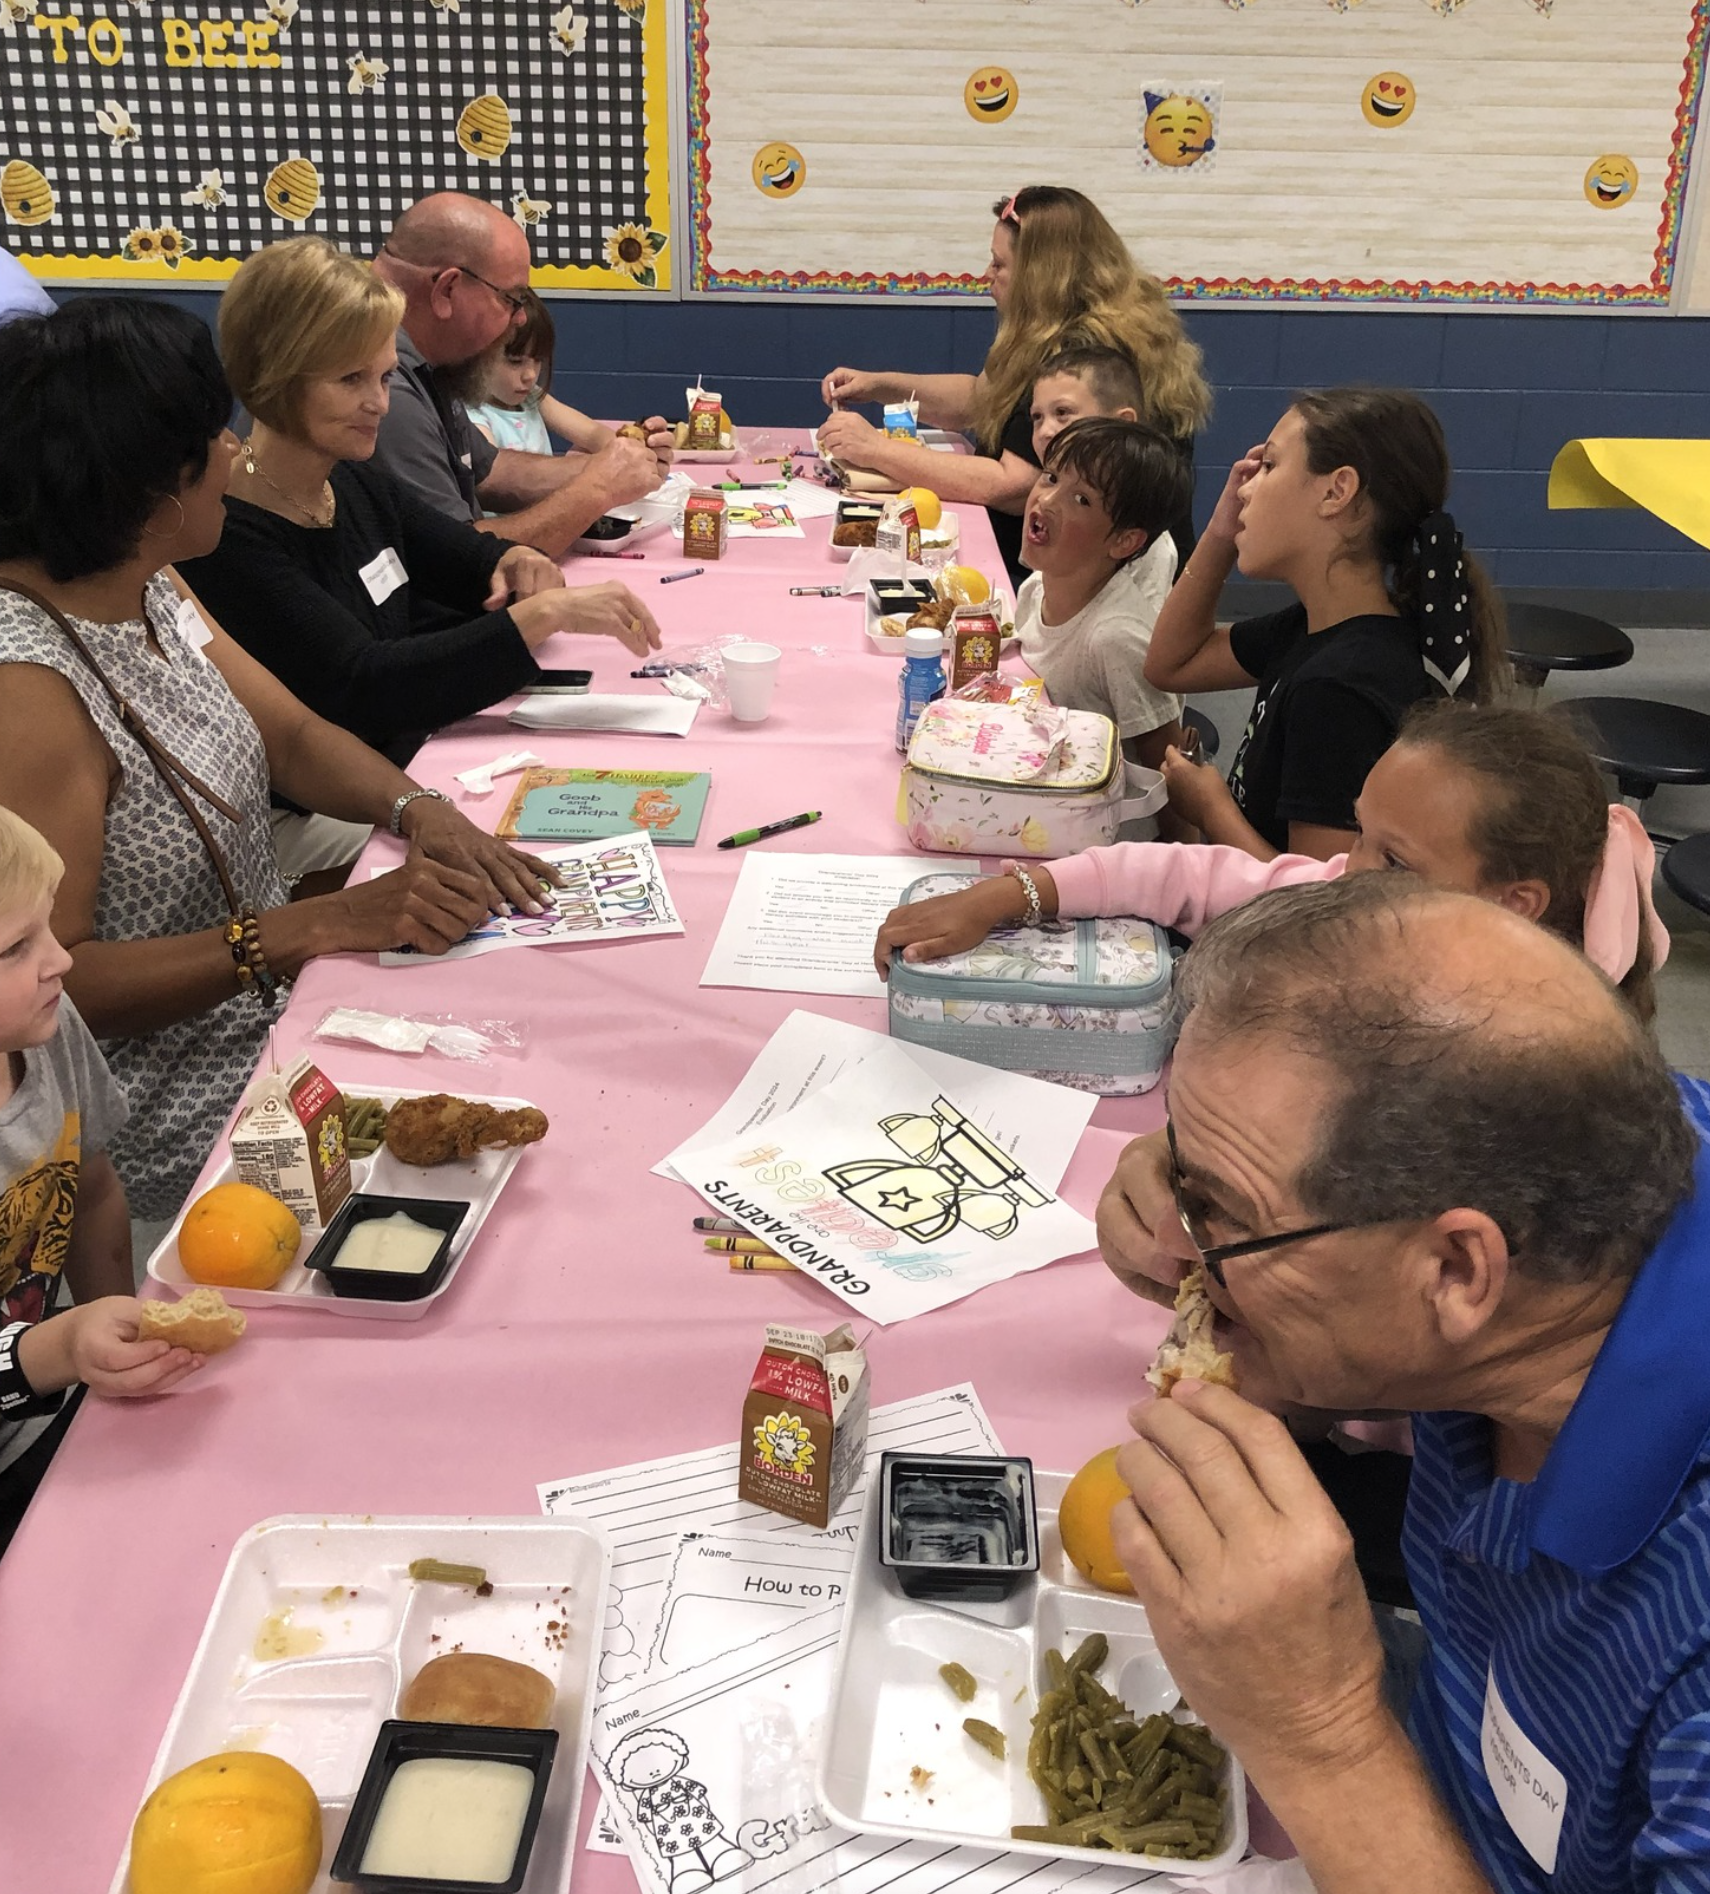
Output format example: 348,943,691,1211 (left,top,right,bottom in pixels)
549,5,586,56
615,0,644,17
511,193,553,228
122,225,161,262
604,221,666,288
752,1411,815,1476
155,224,190,269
